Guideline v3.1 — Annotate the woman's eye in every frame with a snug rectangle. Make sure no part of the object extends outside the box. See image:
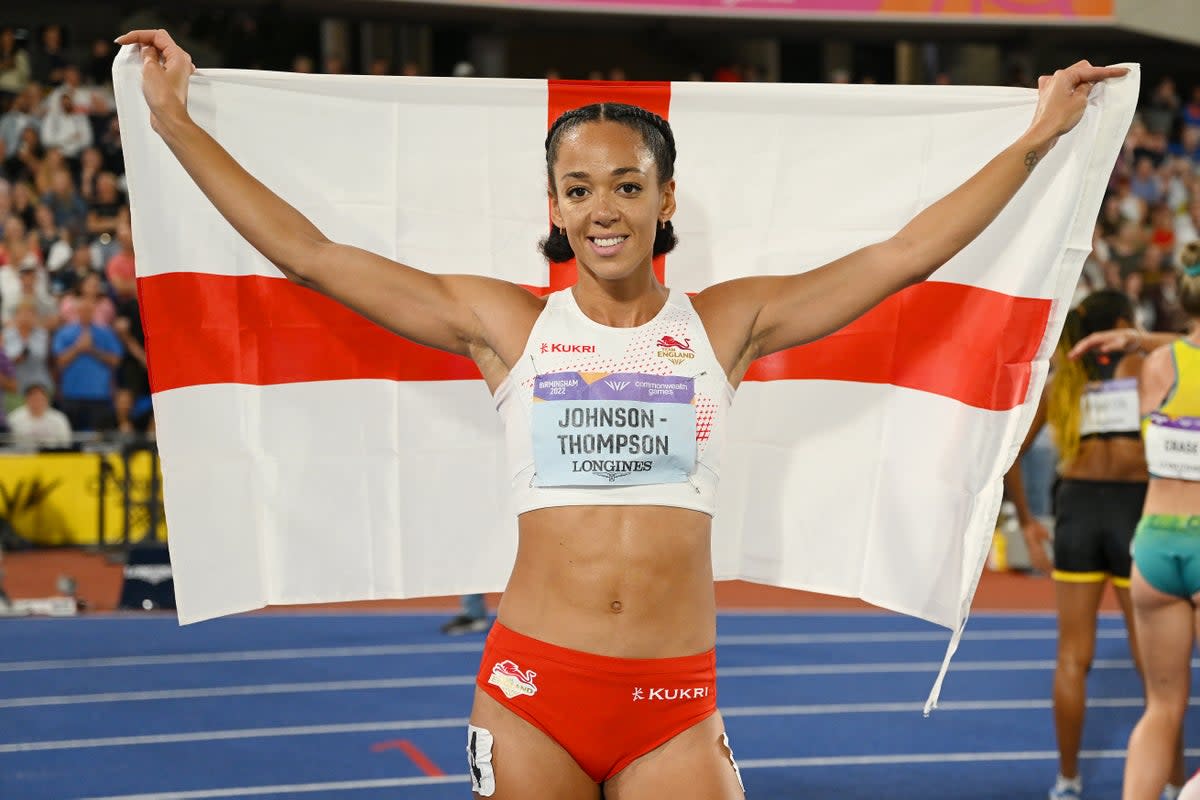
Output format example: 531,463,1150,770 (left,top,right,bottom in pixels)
618,183,642,194
566,187,587,198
